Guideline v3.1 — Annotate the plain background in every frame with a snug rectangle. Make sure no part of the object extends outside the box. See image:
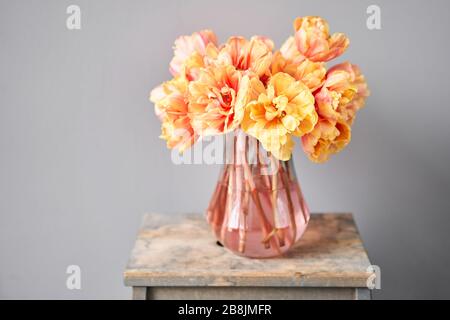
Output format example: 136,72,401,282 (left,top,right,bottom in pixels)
1,0,450,299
